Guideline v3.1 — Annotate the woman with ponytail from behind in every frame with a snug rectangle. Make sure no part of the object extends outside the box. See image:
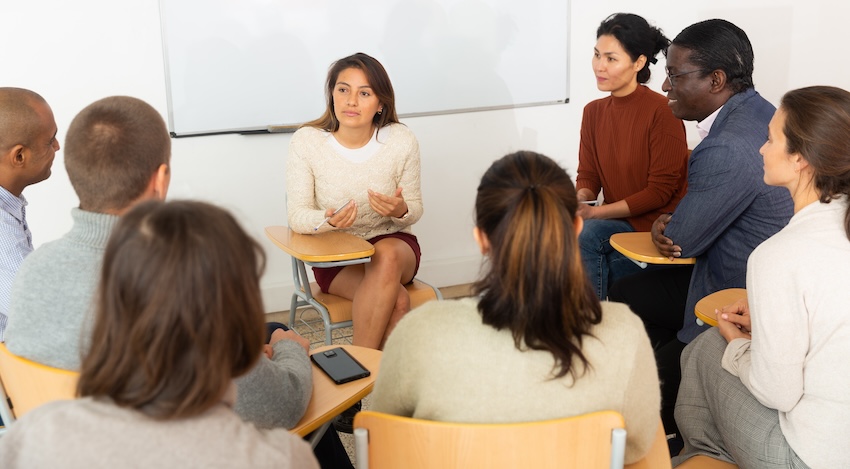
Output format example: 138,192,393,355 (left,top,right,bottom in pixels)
371,151,660,464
